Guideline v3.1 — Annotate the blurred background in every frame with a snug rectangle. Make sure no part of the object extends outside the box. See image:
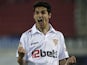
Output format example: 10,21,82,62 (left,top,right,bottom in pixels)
0,0,87,65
